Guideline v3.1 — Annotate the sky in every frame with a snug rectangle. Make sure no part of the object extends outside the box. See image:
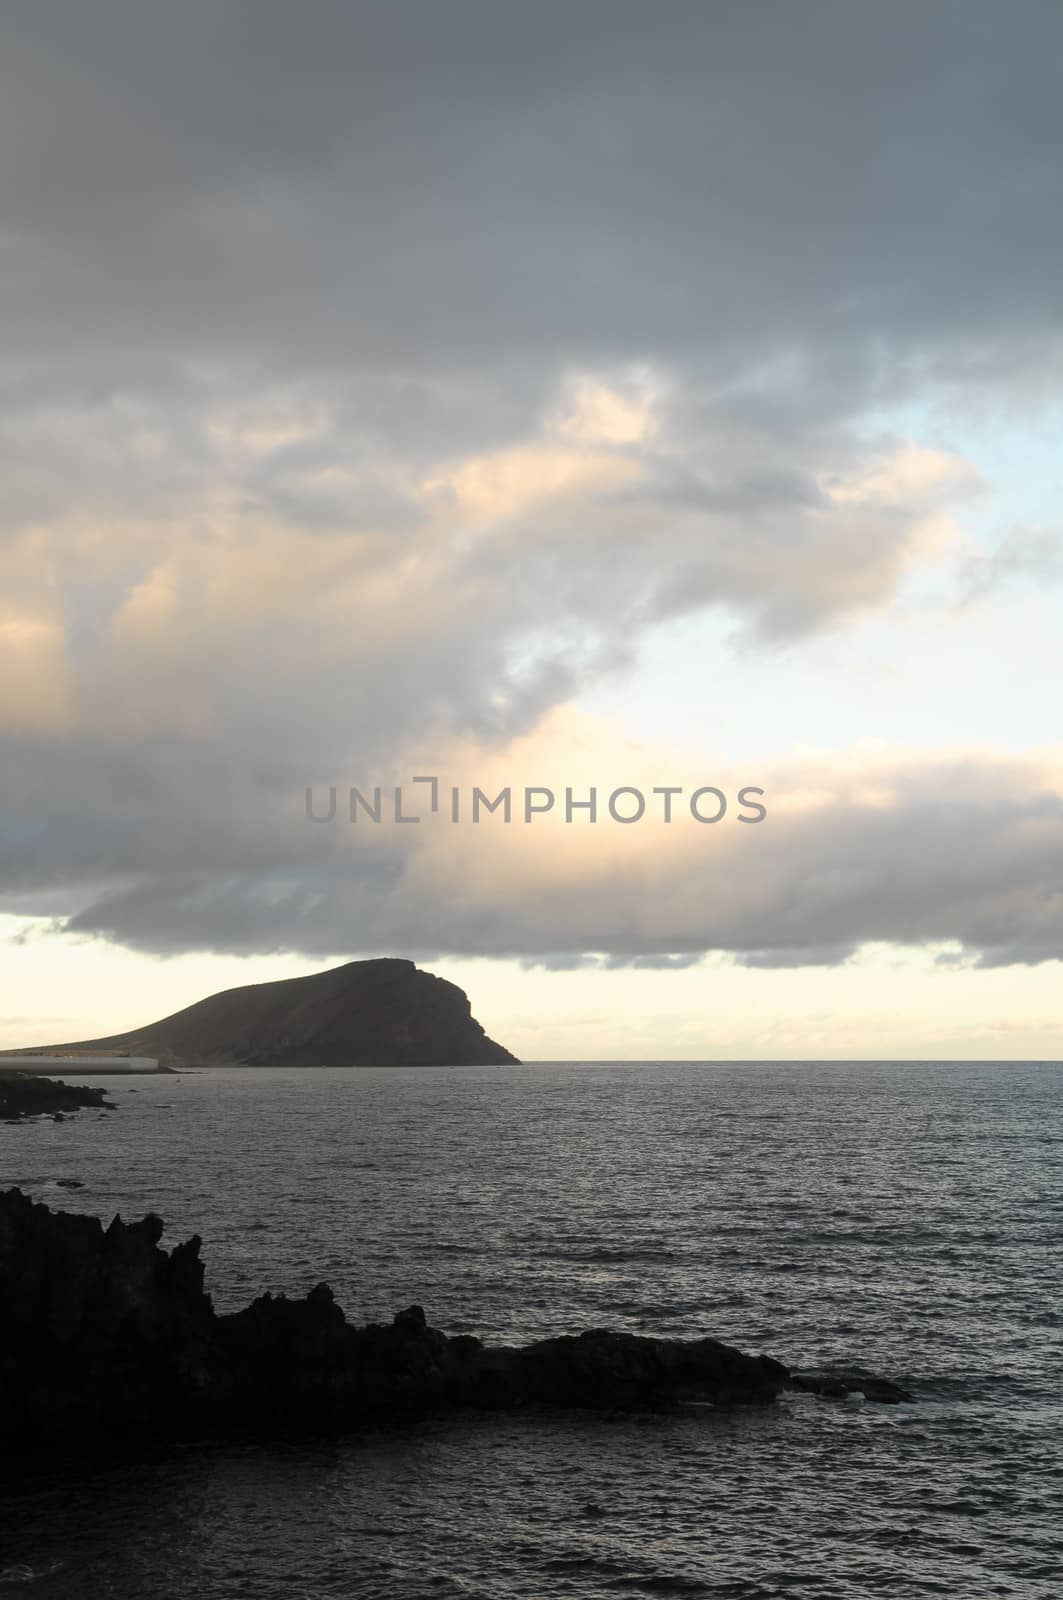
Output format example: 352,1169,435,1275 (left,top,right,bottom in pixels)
2,1,1062,1058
